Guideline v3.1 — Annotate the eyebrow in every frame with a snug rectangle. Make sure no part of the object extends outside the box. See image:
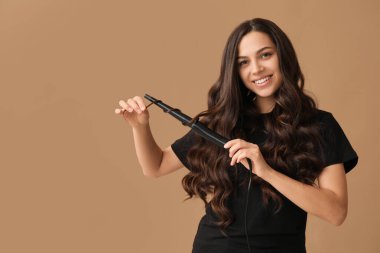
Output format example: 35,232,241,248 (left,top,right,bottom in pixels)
237,46,273,58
